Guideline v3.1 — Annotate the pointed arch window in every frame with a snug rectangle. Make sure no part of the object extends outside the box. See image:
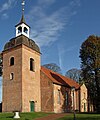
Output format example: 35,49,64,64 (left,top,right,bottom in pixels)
66,91,68,105
18,26,22,33
58,90,61,104
24,27,28,34
10,57,14,66
30,58,35,71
